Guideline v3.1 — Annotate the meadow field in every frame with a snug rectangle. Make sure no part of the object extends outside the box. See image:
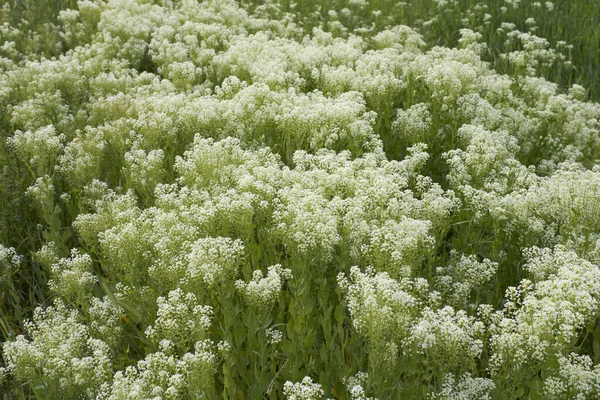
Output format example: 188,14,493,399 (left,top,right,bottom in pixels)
1,0,600,398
